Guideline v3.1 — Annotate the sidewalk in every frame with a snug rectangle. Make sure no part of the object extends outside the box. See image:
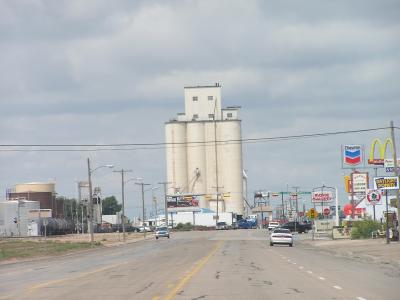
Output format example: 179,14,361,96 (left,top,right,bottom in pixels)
299,238,400,270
